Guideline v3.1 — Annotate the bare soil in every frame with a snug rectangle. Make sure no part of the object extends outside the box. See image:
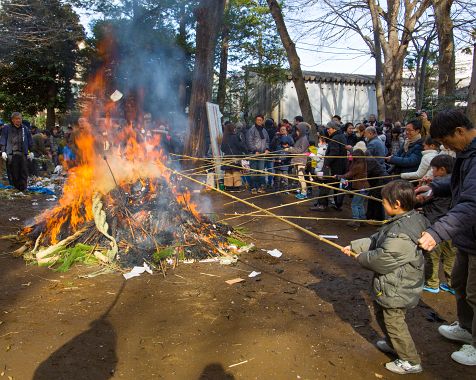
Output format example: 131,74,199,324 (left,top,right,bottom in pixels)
0,190,475,379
